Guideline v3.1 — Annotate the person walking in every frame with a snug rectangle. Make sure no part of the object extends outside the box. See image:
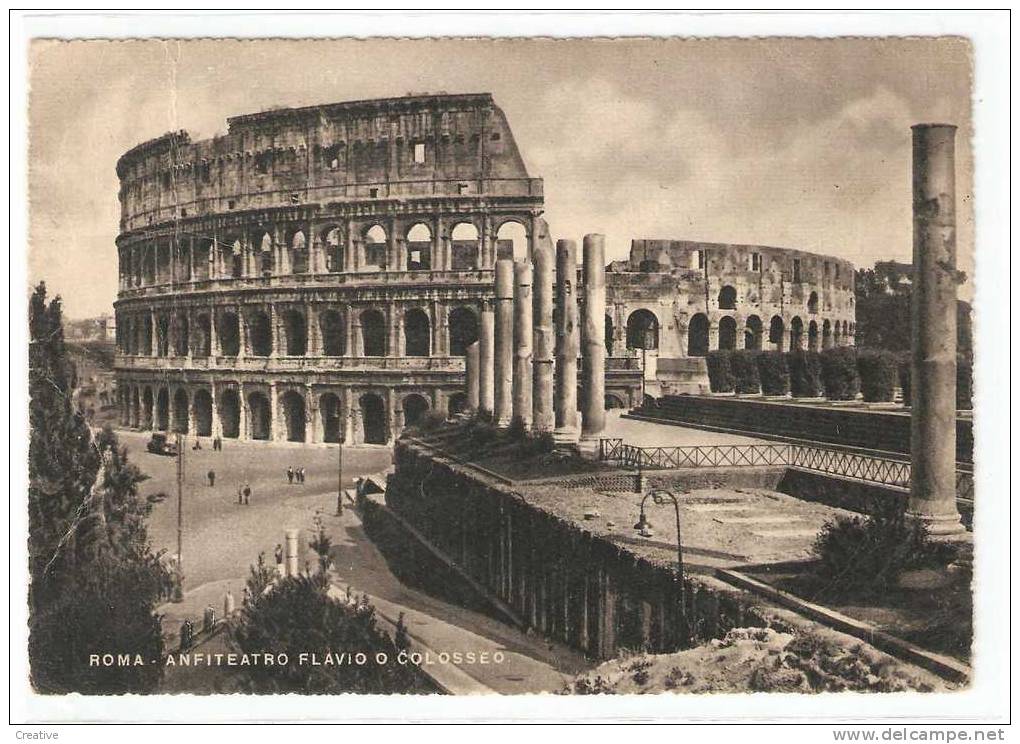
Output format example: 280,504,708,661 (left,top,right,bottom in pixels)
274,544,284,576
298,467,306,484
237,485,243,505
207,469,216,487
243,483,251,505
287,467,294,485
